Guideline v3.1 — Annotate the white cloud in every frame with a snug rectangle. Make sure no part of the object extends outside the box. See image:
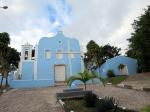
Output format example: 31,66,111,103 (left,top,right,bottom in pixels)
64,0,150,54
0,0,150,54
